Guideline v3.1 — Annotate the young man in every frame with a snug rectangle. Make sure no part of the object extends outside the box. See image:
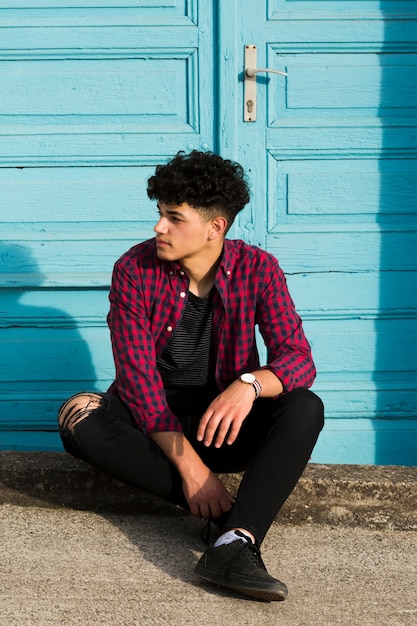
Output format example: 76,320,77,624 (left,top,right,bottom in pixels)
58,150,324,602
